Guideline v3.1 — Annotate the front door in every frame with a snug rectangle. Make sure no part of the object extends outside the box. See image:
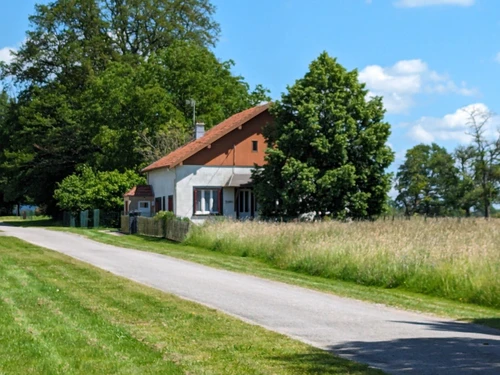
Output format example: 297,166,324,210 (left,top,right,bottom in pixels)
237,189,253,220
